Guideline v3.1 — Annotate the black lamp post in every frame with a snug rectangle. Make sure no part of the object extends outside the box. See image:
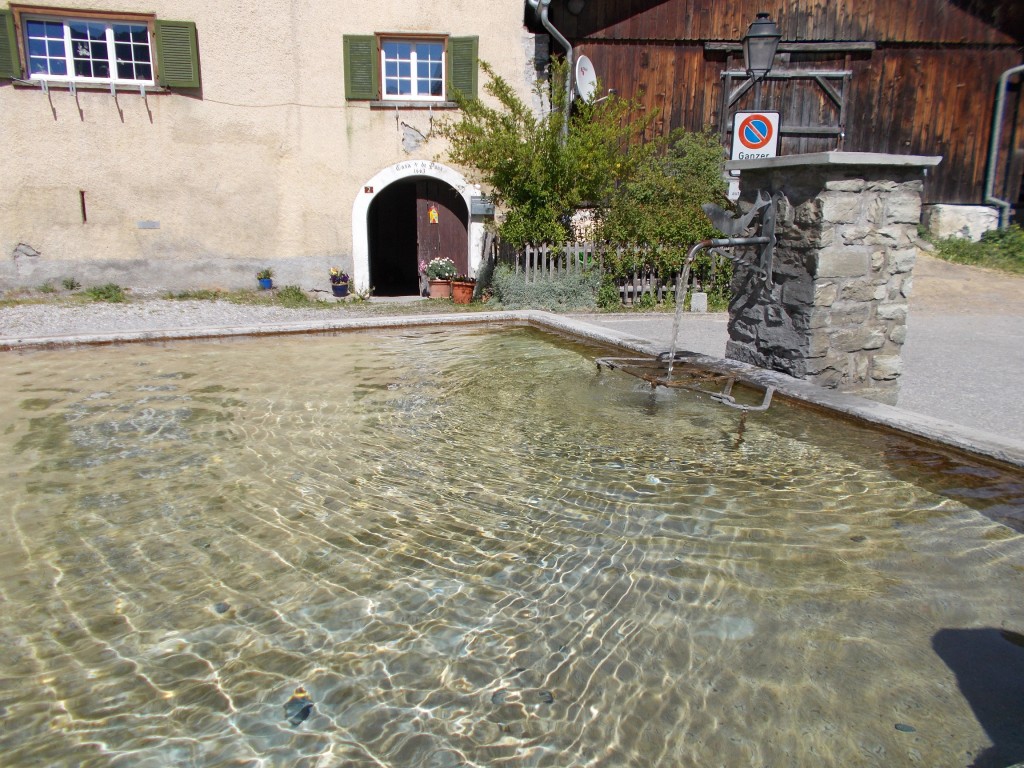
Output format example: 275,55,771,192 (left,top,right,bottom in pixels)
742,13,782,81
